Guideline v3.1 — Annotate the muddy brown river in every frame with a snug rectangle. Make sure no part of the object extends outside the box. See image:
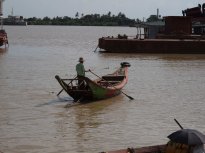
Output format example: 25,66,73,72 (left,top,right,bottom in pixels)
0,26,205,153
